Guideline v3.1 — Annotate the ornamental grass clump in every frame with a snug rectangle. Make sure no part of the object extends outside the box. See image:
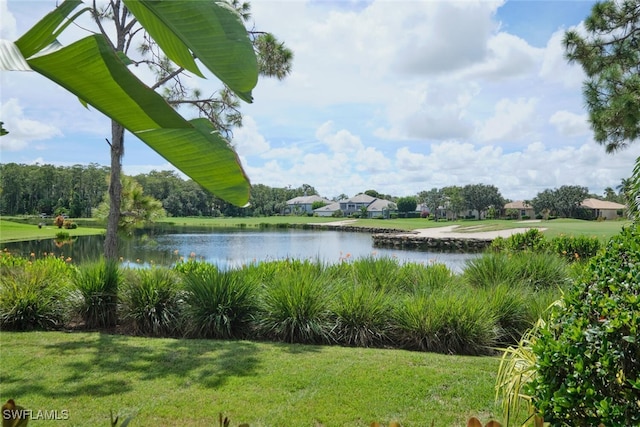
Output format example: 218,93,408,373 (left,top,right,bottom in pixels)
120,267,183,337
348,256,403,293
397,262,457,294
331,282,393,347
72,259,121,329
528,226,640,426
464,252,569,291
181,264,257,339
392,288,498,355
256,266,334,344
0,255,74,330
463,253,518,288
